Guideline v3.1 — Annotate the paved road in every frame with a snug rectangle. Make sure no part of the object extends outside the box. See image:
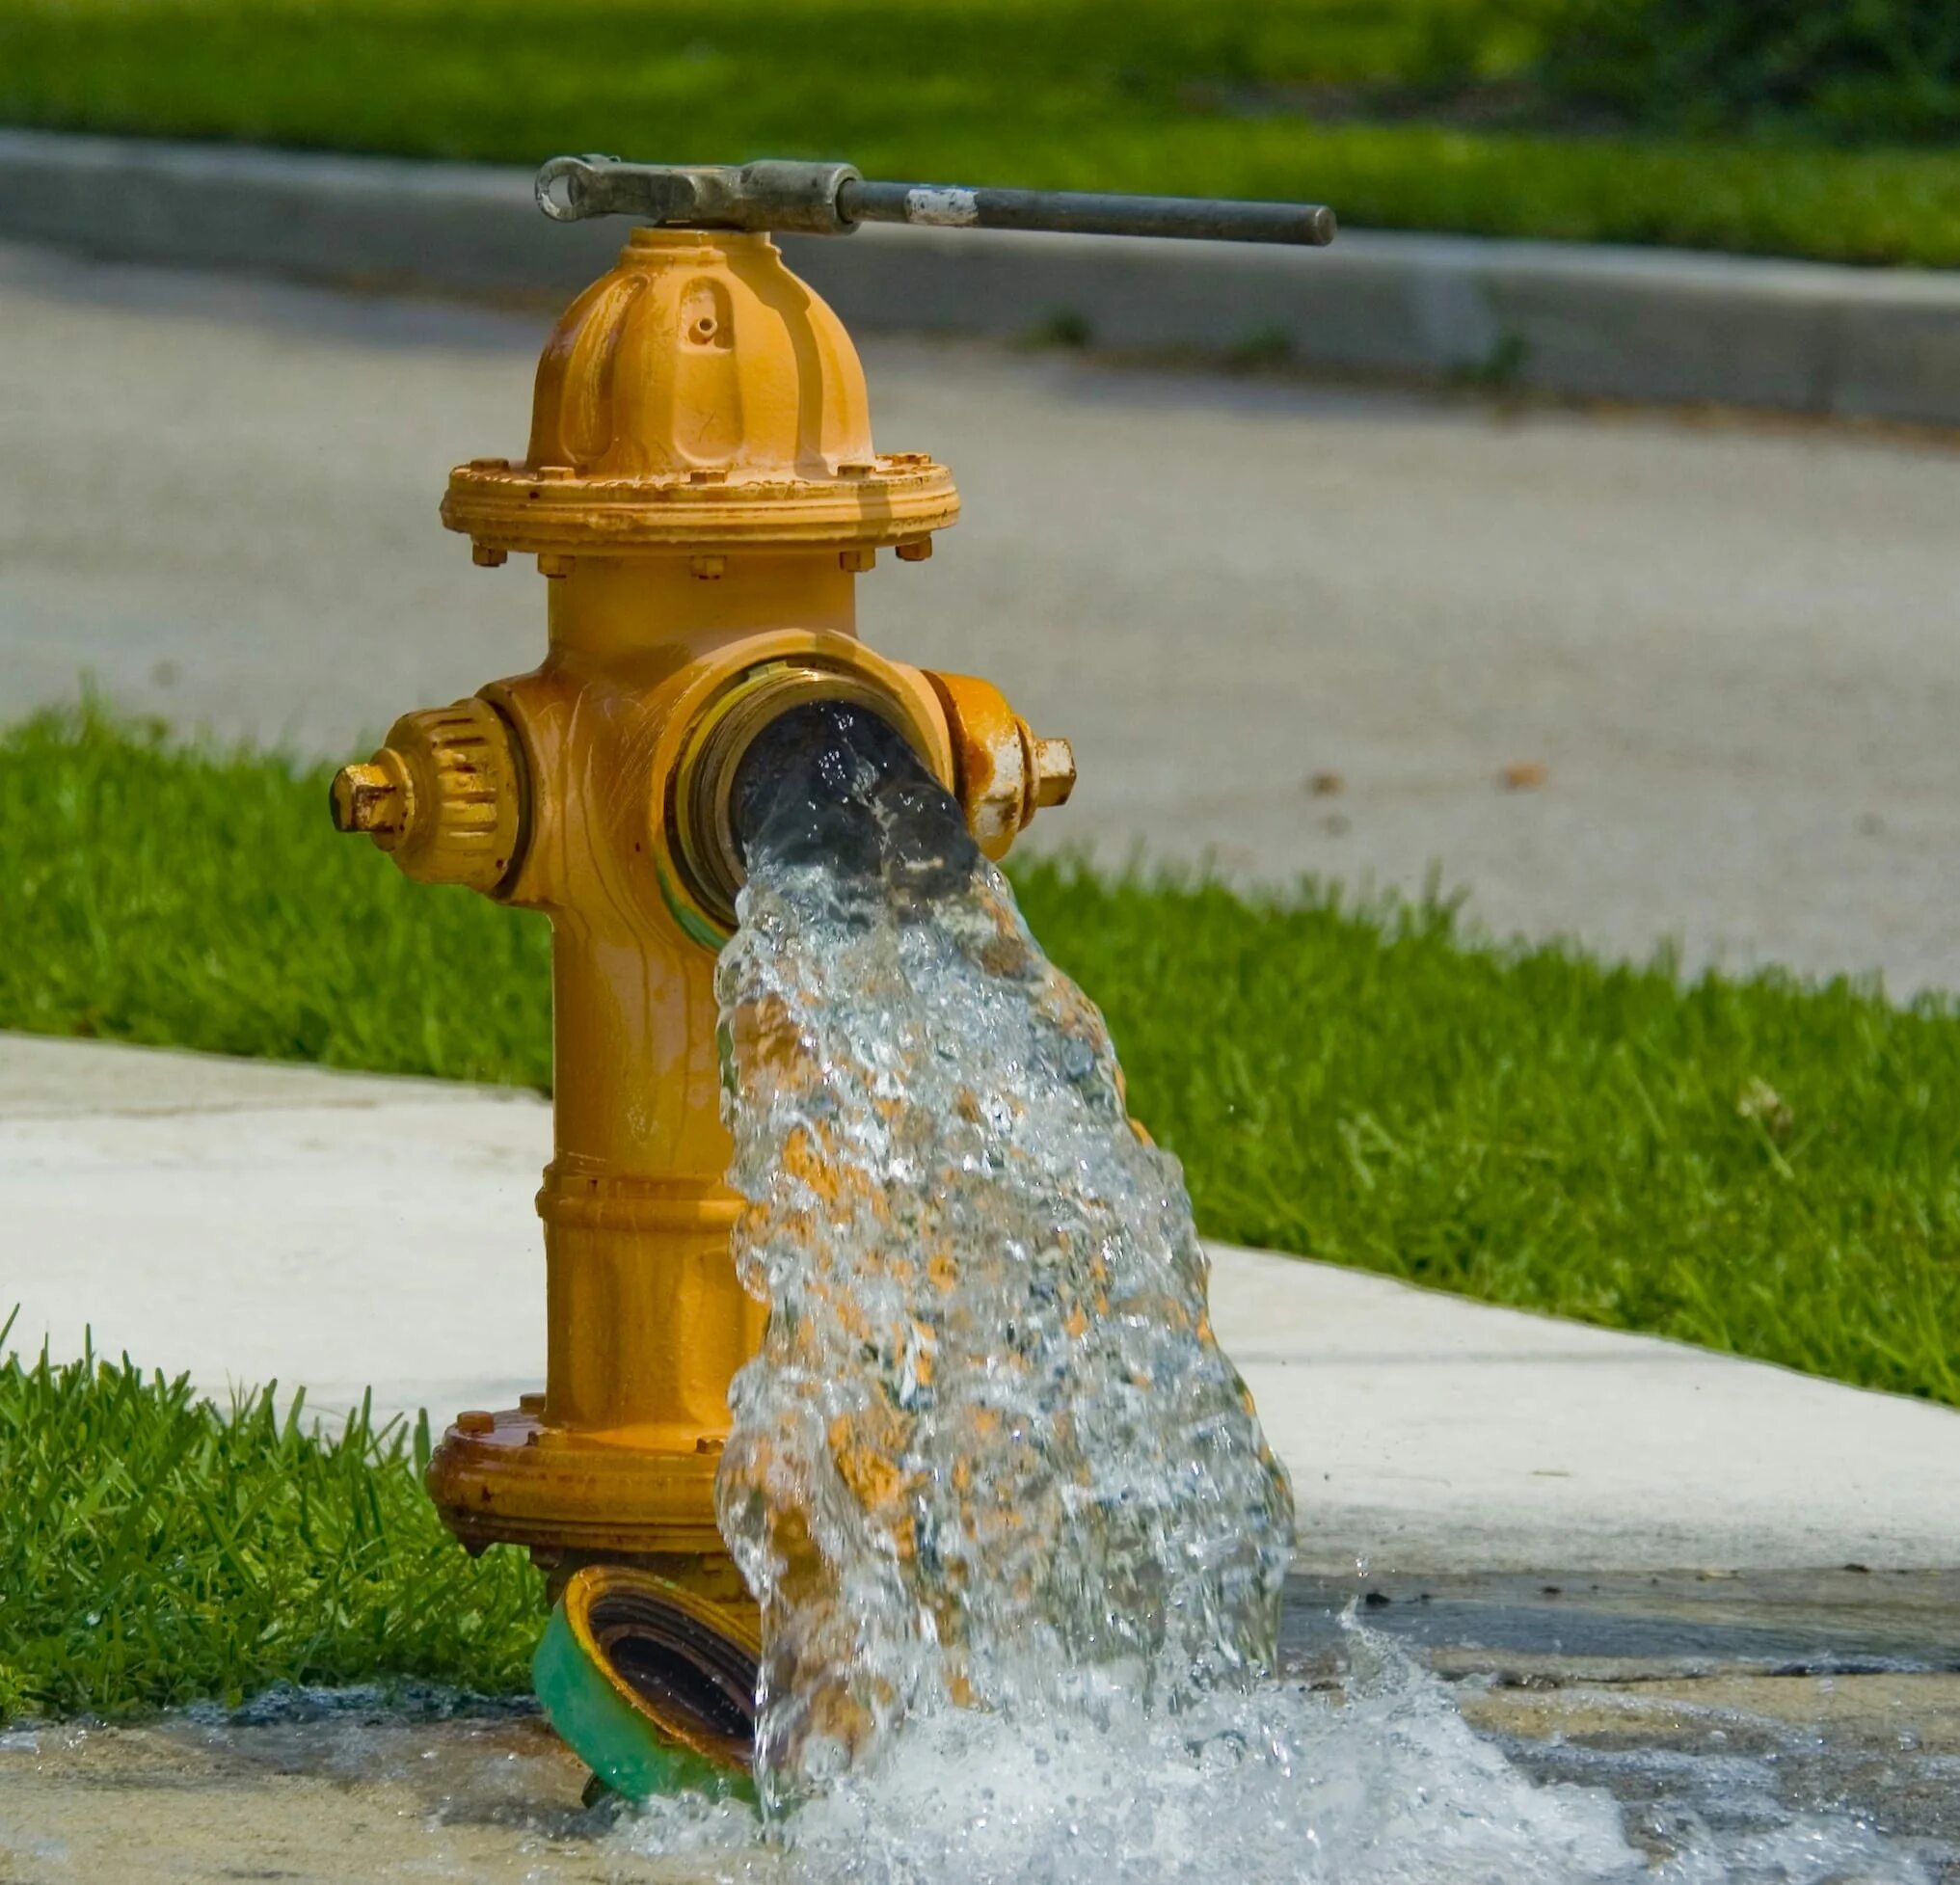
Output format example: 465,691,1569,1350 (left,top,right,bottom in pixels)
4,239,1958,989
9,1034,1955,1573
